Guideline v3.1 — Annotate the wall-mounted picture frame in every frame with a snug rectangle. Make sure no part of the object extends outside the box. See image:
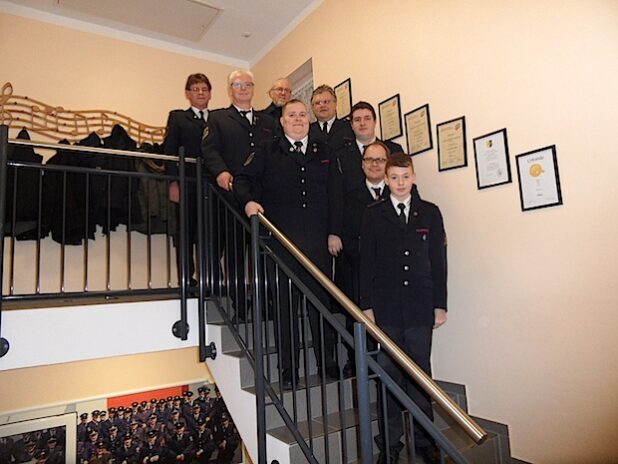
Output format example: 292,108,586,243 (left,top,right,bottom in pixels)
378,94,403,141
437,116,467,171
473,128,512,189
334,78,352,119
405,103,433,156
516,145,563,211
0,412,77,463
